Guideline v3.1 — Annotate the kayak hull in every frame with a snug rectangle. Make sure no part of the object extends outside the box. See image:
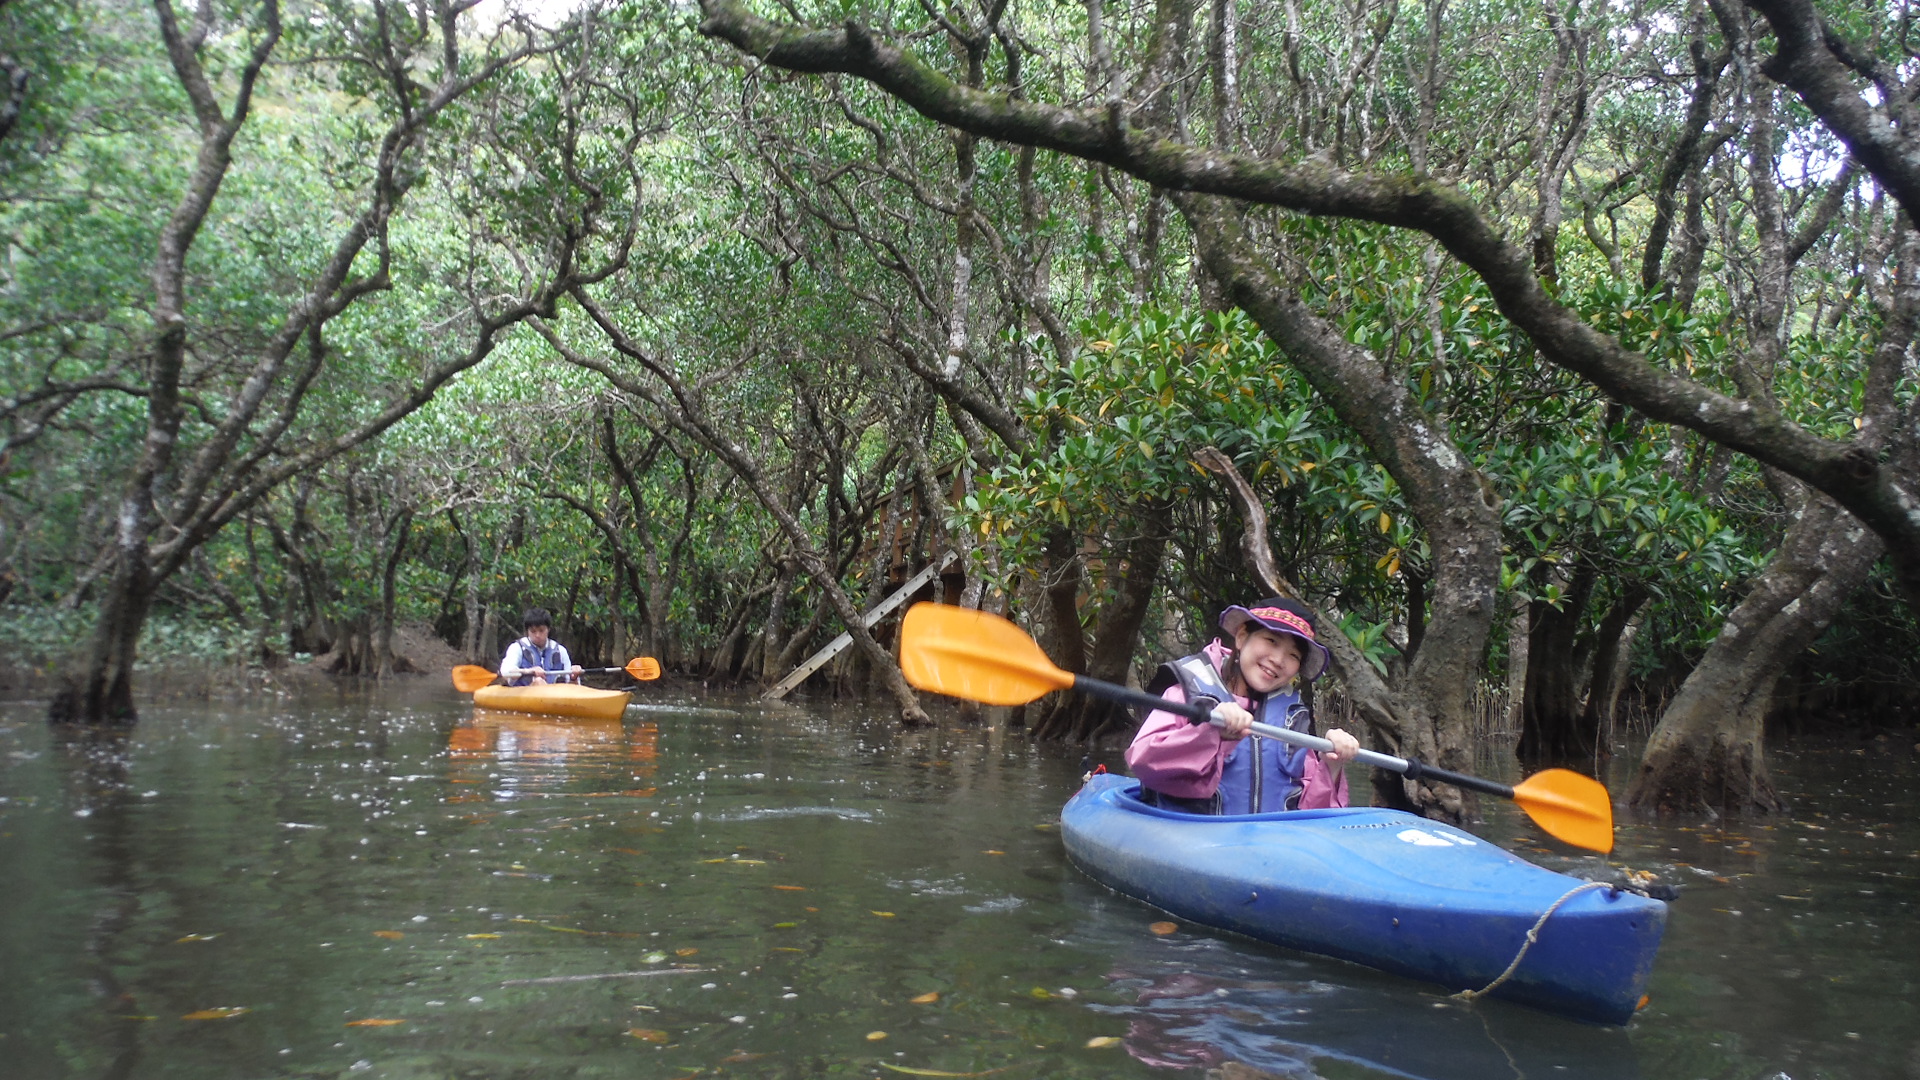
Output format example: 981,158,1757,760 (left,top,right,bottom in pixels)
1061,774,1665,1025
471,683,632,721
